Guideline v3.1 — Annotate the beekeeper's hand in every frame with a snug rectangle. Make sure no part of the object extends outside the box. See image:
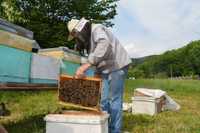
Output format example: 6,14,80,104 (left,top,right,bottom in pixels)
75,63,91,78
0,124,8,133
